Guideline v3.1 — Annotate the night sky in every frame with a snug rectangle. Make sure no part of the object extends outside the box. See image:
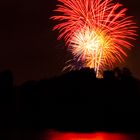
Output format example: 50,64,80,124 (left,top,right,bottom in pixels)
0,0,140,85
